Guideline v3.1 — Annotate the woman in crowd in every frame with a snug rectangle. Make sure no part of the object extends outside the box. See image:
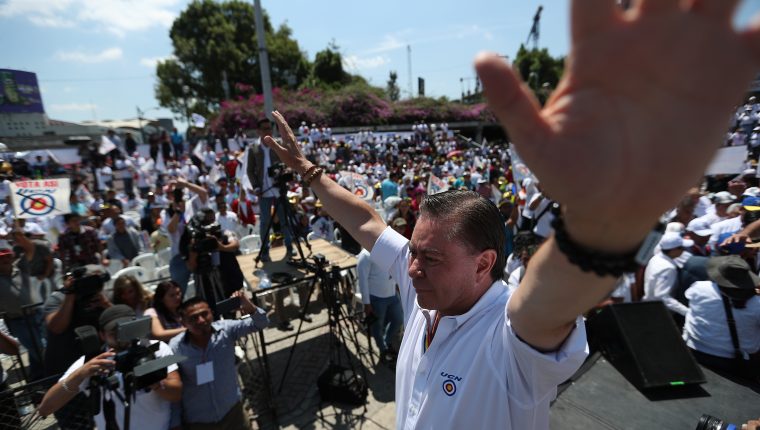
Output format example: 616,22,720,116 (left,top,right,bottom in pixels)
111,275,152,317
144,280,186,342
388,198,416,239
